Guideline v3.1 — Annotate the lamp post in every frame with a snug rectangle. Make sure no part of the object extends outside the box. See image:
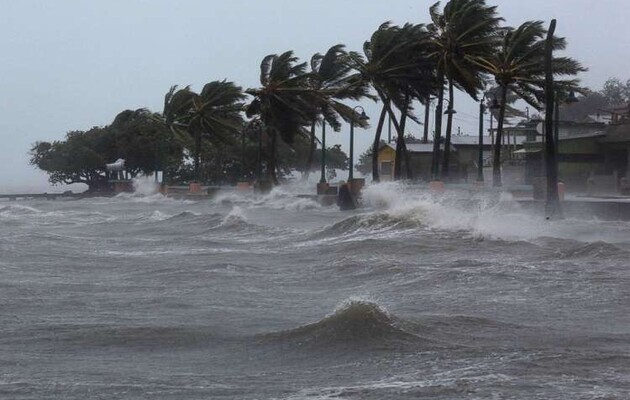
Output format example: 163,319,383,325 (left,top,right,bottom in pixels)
154,140,159,183
478,100,485,182
441,101,457,178
319,121,327,183
349,106,369,181
256,121,263,182
241,125,246,181
478,95,501,182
